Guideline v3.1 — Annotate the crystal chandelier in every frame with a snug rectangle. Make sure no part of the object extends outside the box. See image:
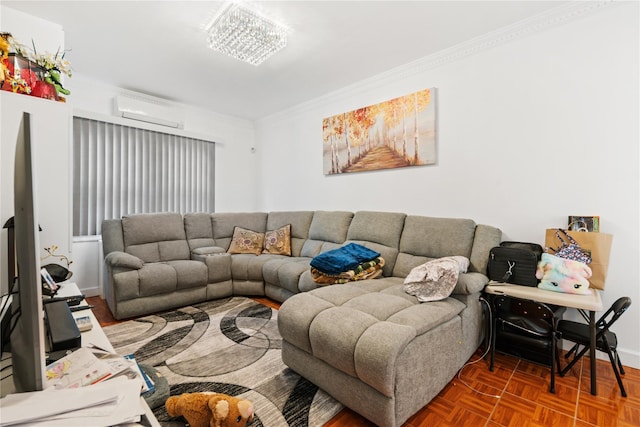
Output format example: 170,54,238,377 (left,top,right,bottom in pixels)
206,3,288,66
